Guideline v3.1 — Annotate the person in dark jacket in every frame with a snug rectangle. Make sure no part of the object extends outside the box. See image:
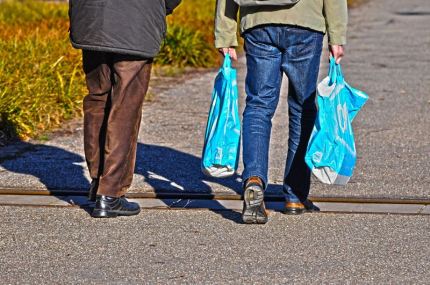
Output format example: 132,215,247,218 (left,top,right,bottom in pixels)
69,0,181,218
